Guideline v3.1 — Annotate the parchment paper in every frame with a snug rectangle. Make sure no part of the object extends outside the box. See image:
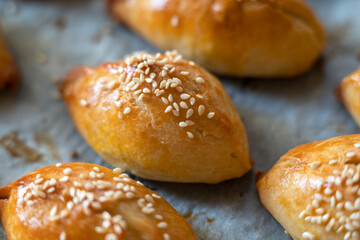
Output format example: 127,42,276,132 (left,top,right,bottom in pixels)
0,0,359,239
